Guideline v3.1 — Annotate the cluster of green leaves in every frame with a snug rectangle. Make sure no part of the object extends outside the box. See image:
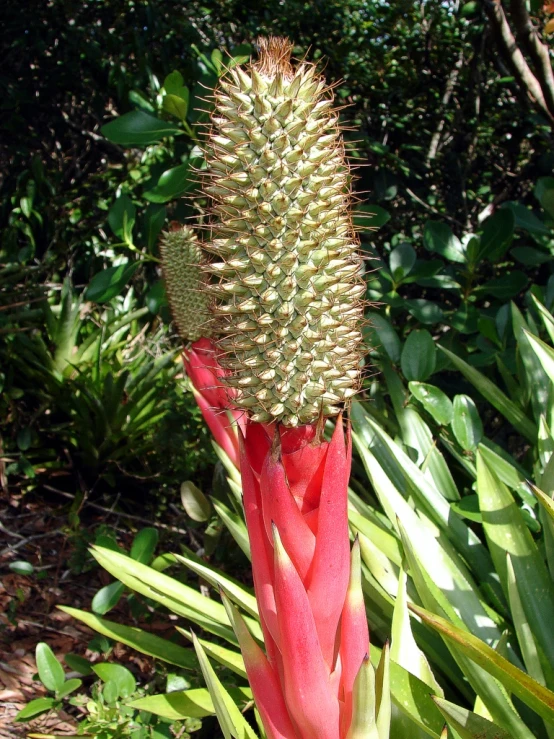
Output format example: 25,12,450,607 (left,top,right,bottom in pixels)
4,5,554,735
50,292,554,739
1,34,251,498
363,177,554,370
16,641,201,739
1,280,213,492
